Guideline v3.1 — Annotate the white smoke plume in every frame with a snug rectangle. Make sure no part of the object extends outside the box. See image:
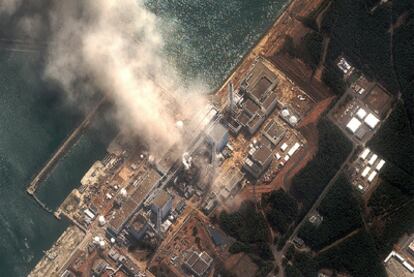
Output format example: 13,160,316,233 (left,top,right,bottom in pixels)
43,0,207,155
0,0,22,15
